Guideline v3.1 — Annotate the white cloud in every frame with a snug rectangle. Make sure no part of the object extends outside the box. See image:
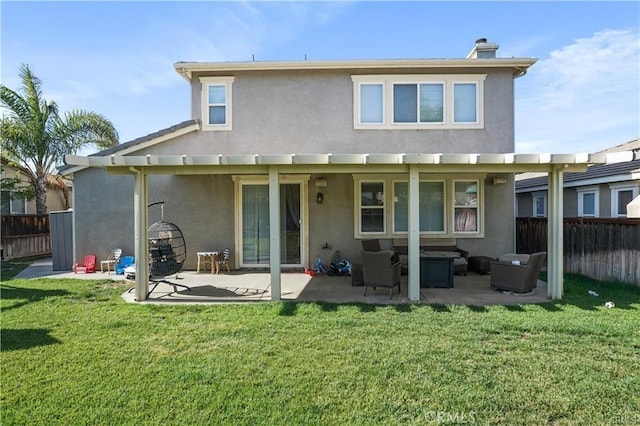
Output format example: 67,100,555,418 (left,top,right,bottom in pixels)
516,28,640,153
